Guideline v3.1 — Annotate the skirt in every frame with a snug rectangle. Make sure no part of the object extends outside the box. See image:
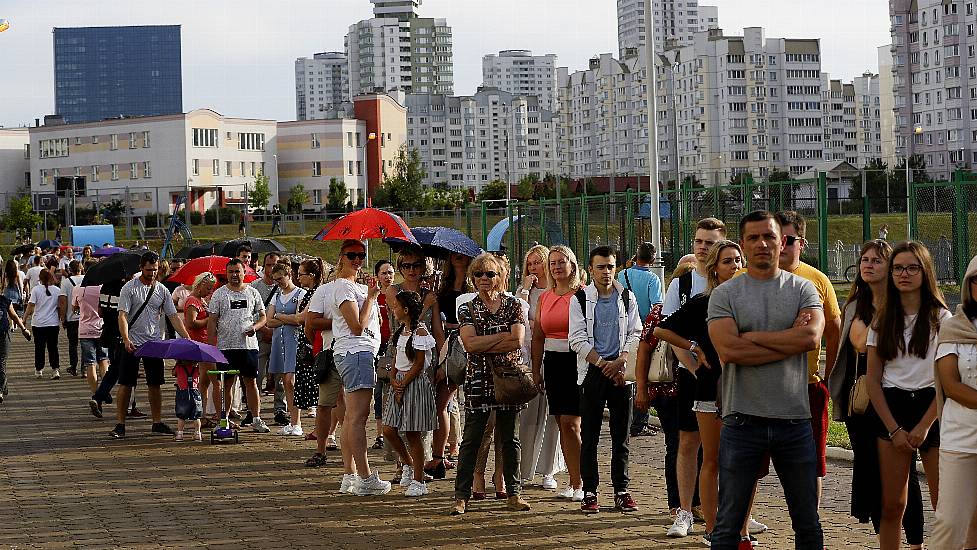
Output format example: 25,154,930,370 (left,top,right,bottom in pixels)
382,371,436,433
